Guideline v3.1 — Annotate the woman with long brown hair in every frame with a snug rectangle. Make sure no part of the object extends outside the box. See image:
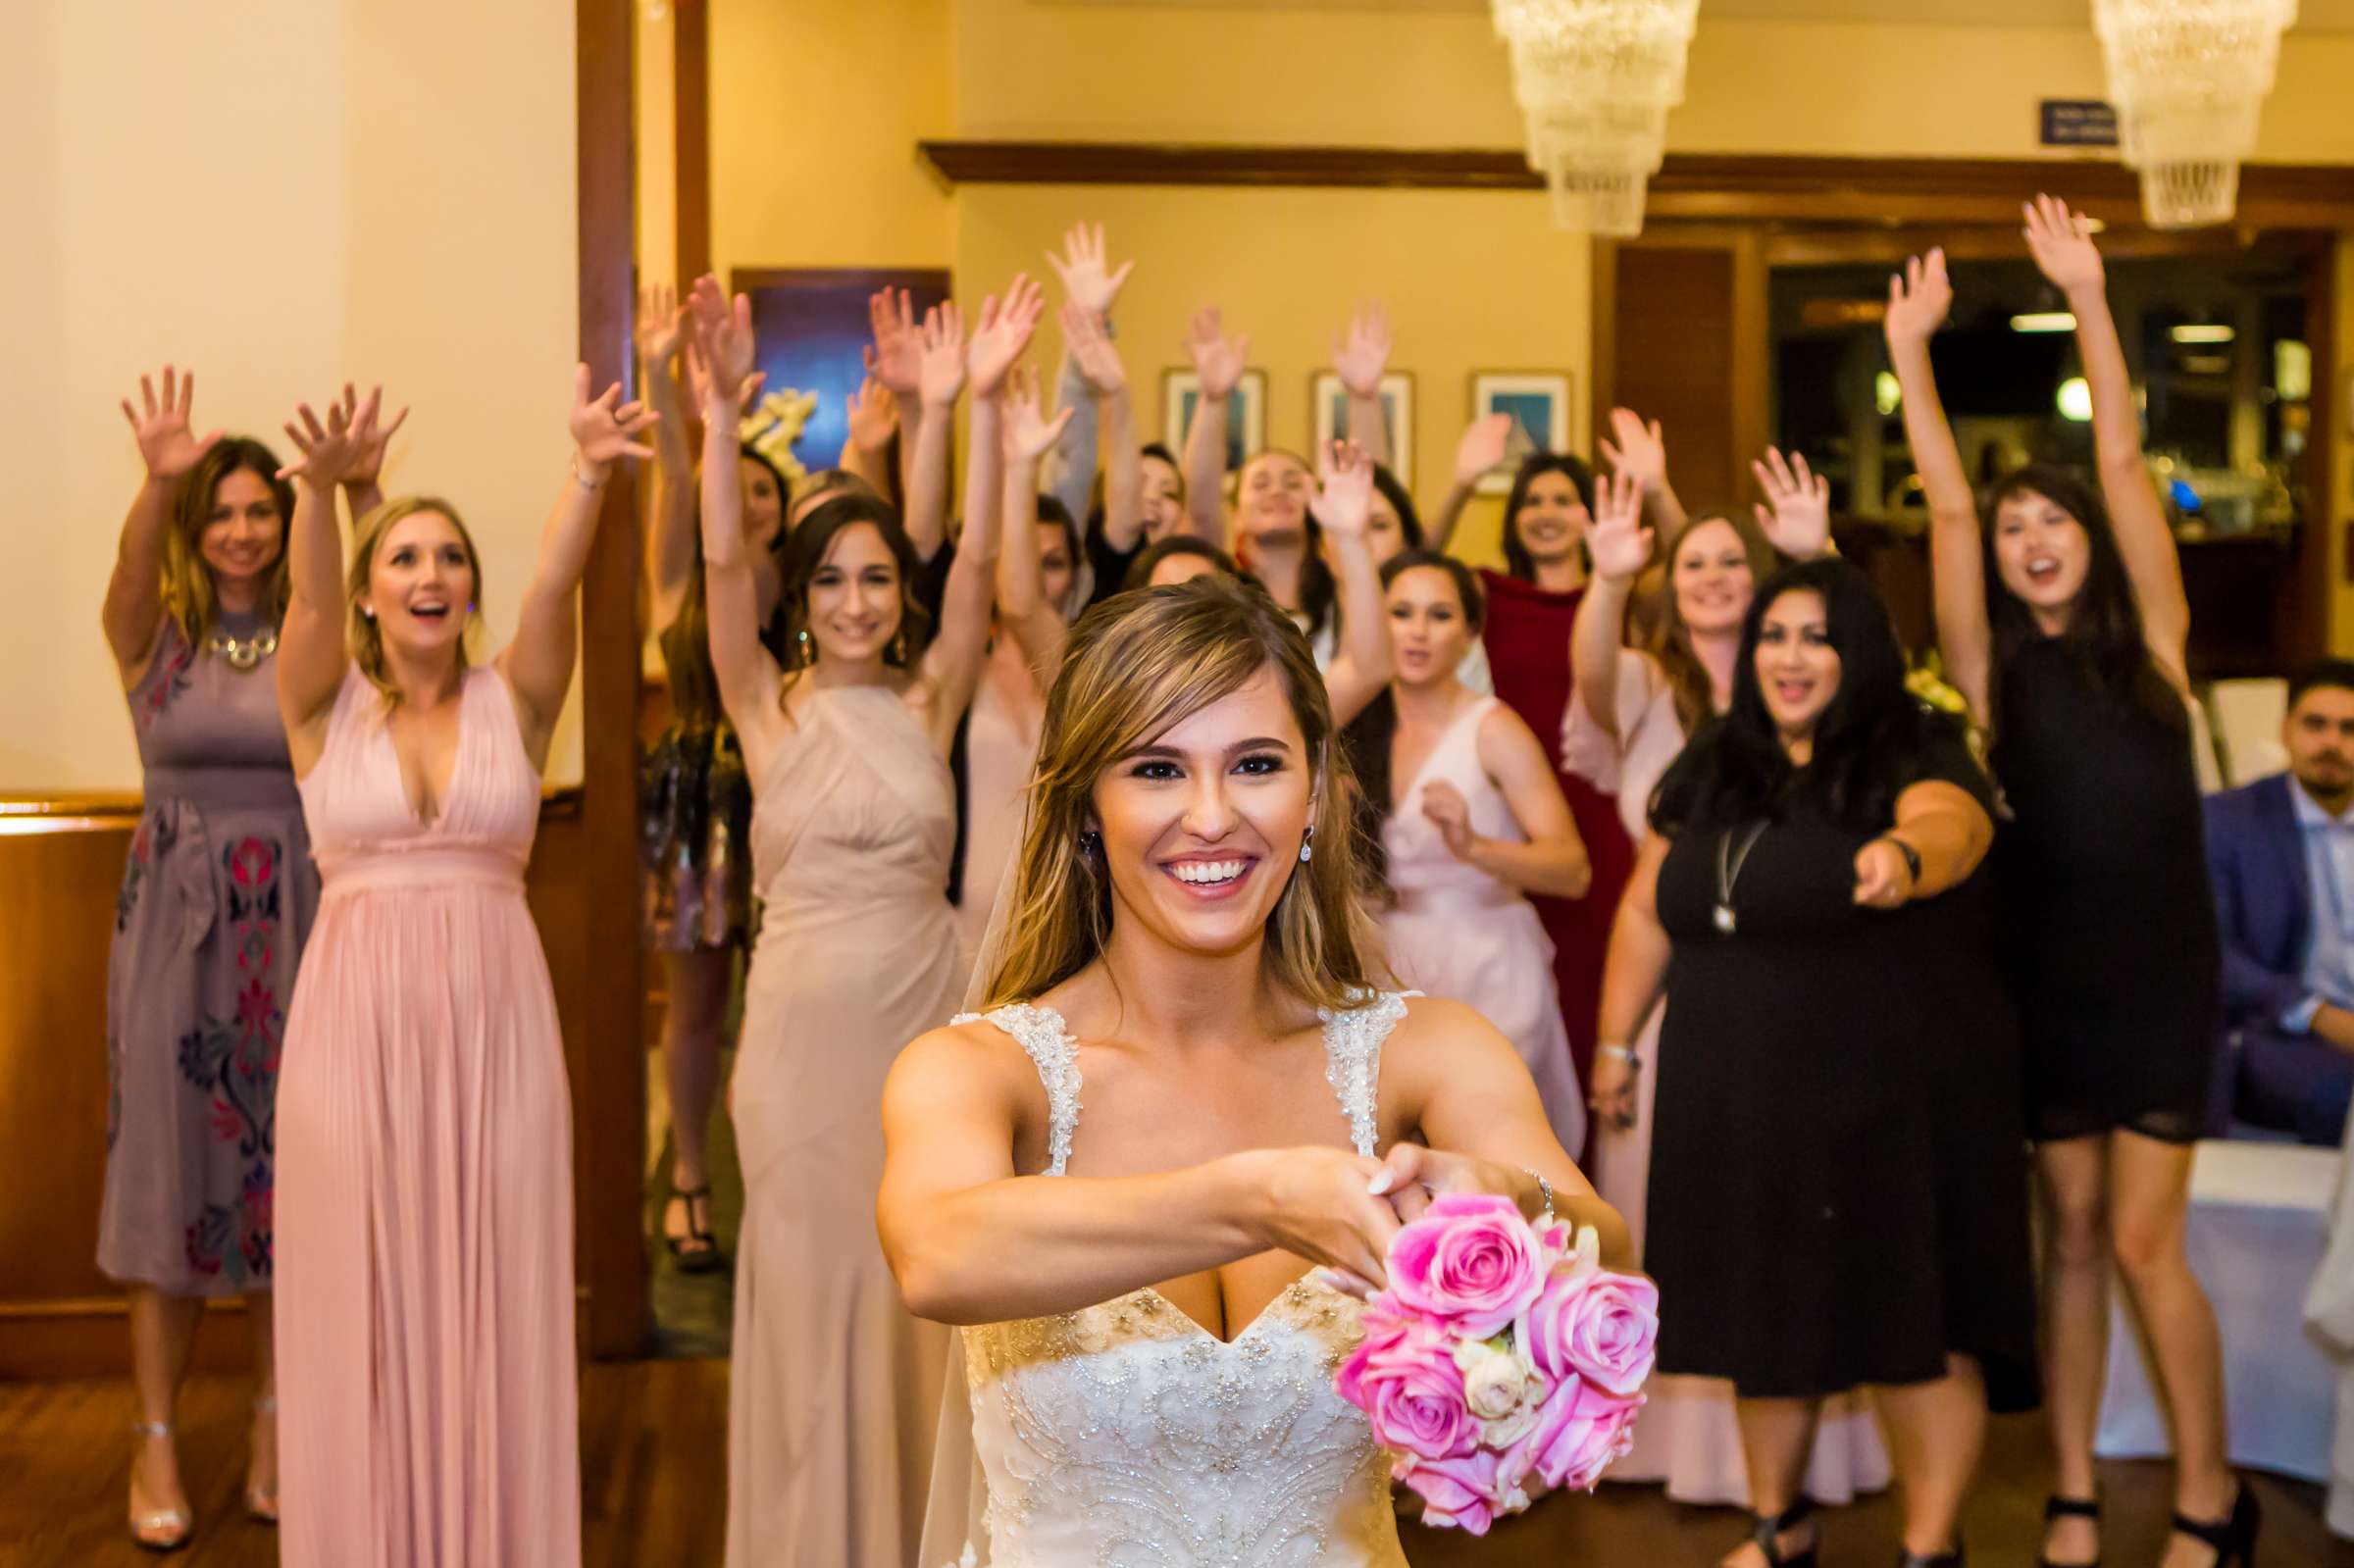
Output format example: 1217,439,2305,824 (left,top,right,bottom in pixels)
98,368,384,1549
880,573,1626,1568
